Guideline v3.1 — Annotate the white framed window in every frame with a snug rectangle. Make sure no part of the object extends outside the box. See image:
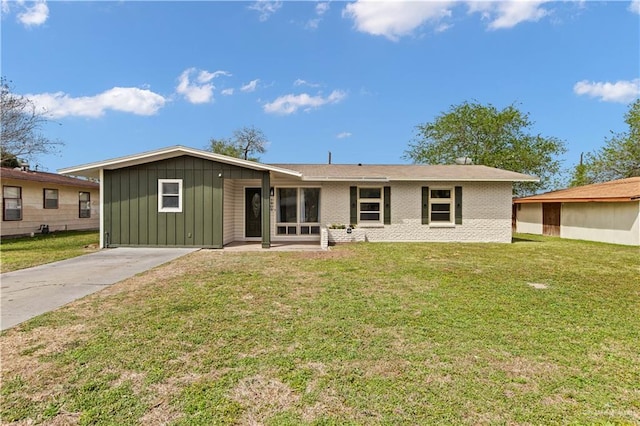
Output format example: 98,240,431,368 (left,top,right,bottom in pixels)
358,187,382,224
276,187,321,235
429,188,453,223
158,179,183,213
